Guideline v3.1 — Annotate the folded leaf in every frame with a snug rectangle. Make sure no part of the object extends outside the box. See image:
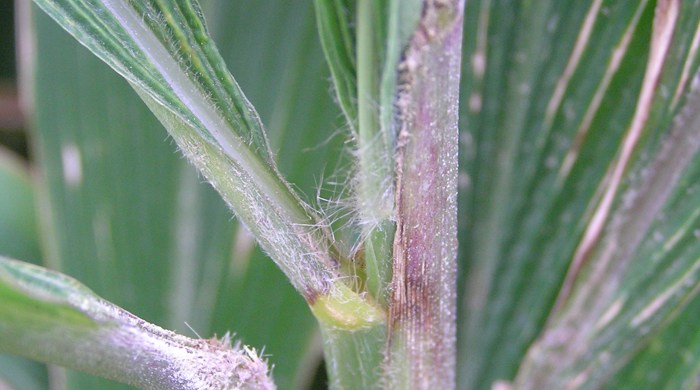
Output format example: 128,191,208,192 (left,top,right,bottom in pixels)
0,256,274,390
